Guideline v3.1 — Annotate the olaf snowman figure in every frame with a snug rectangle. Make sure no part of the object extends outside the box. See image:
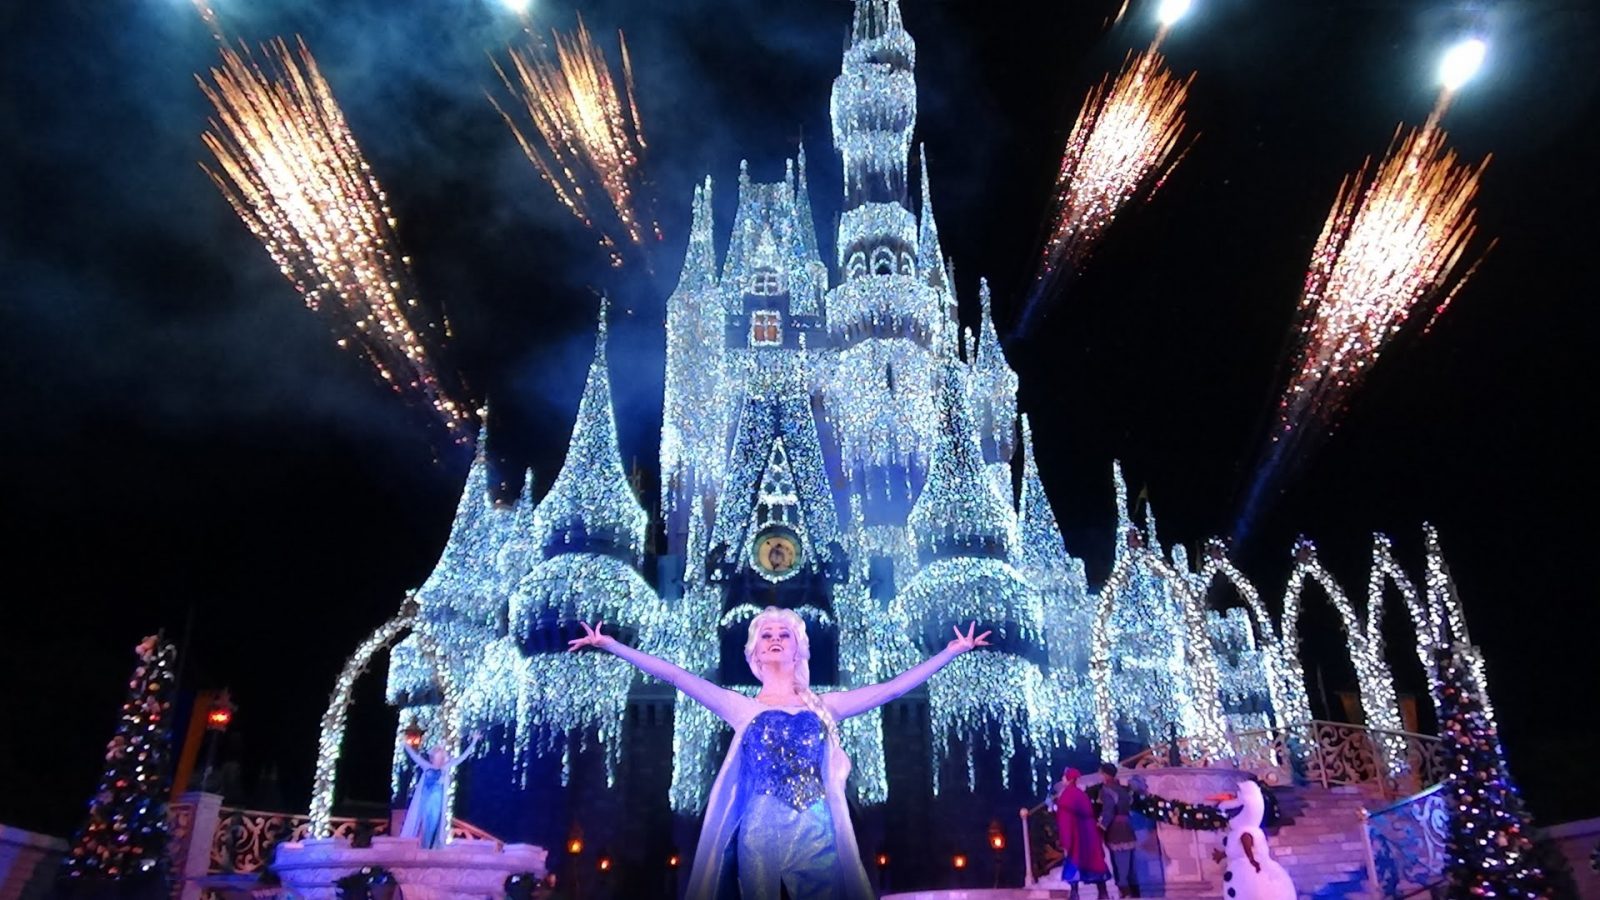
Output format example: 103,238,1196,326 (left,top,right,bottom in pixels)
1209,780,1295,900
